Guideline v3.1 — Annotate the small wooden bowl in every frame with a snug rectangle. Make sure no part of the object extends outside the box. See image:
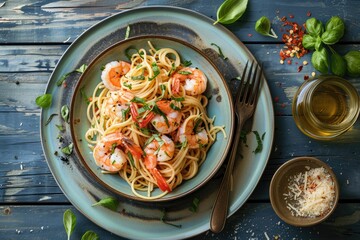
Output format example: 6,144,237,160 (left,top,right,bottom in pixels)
269,156,339,227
